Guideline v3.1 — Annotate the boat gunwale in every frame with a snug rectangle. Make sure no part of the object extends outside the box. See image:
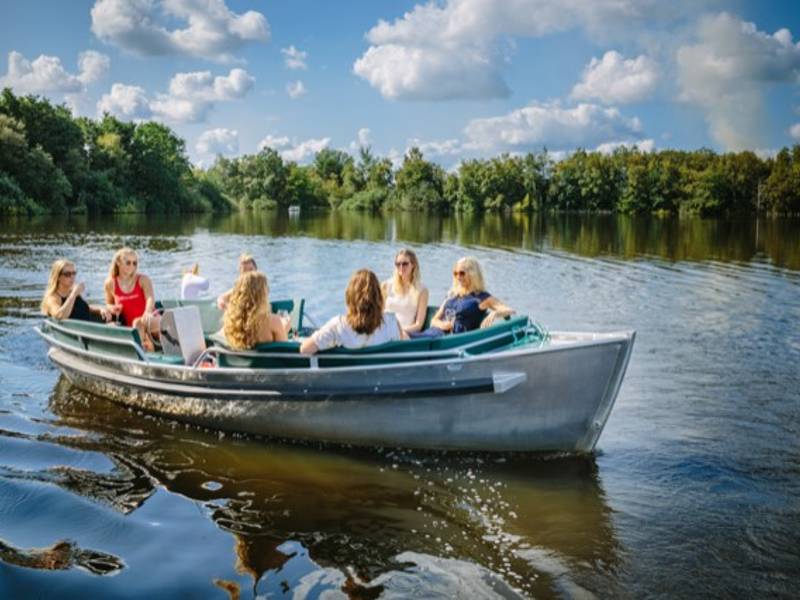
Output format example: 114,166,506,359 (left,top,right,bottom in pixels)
36,322,635,377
